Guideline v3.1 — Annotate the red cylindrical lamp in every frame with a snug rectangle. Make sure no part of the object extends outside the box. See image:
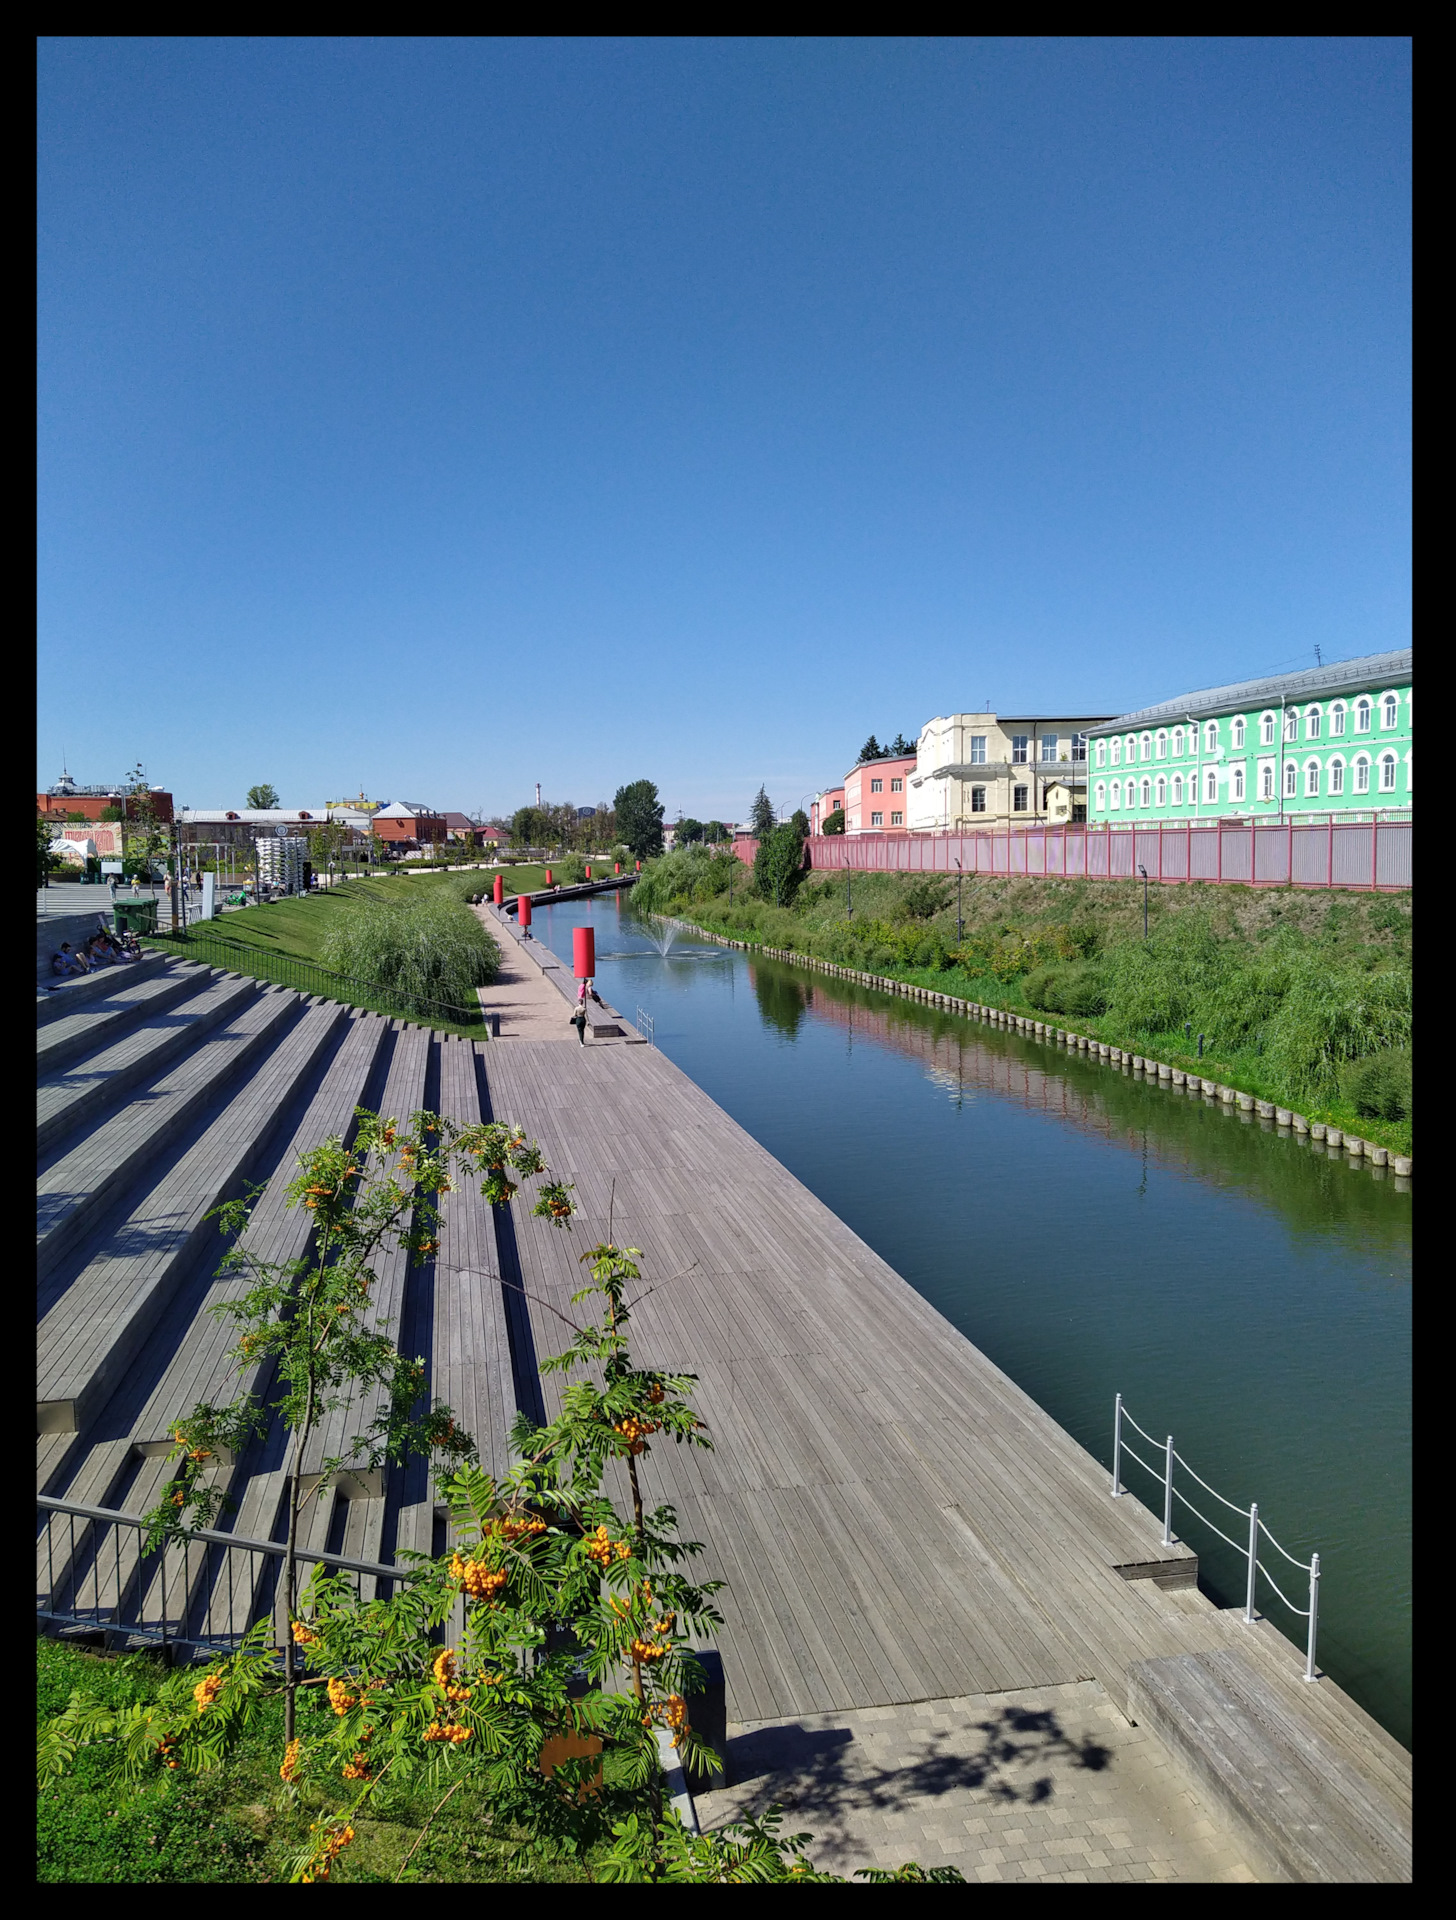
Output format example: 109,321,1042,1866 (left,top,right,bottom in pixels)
585,864,592,880
544,868,553,886
614,861,621,875
518,895,532,930
493,875,504,906
573,926,595,980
